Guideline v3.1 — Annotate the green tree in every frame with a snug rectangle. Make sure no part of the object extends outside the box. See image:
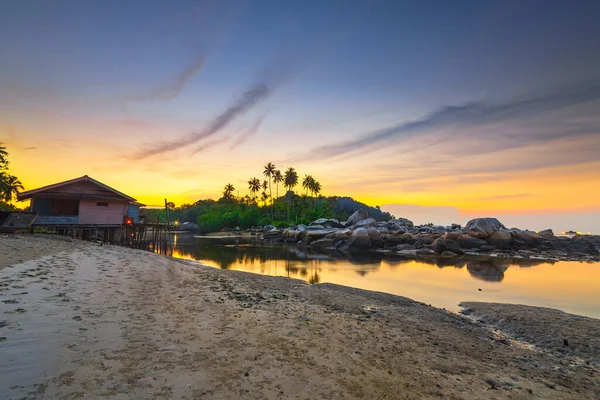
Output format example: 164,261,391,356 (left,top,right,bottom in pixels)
263,162,275,205
284,167,298,221
302,174,315,196
273,169,283,200
223,183,235,199
248,177,261,200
